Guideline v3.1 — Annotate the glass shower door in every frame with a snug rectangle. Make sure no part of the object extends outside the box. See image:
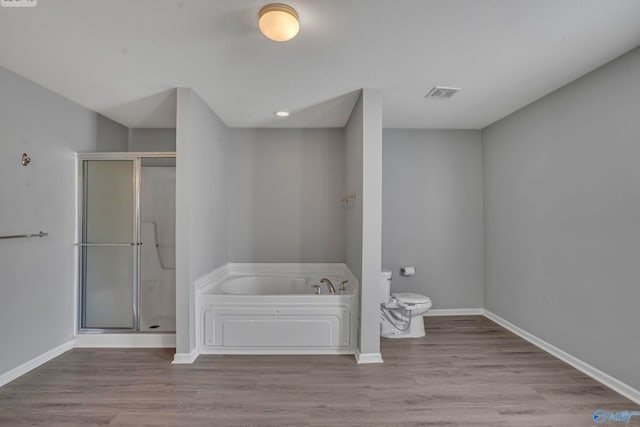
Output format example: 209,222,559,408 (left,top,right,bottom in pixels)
80,160,137,329
139,158,176,331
